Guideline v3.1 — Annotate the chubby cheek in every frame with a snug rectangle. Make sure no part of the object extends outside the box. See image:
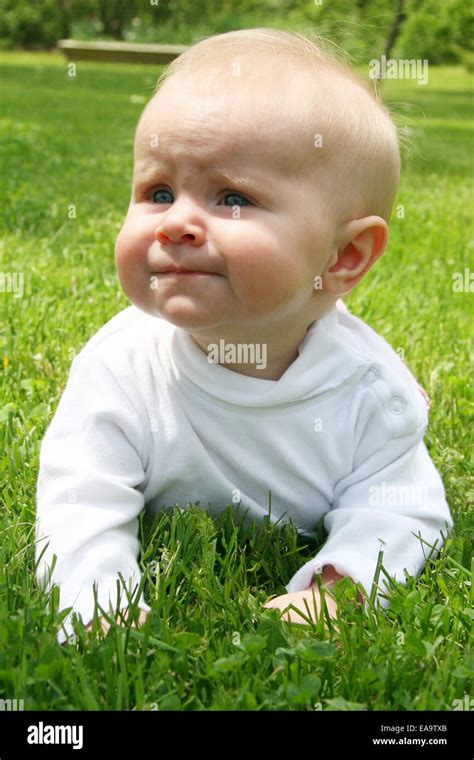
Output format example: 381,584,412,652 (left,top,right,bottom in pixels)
224,228,311,315
115,220,150,303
